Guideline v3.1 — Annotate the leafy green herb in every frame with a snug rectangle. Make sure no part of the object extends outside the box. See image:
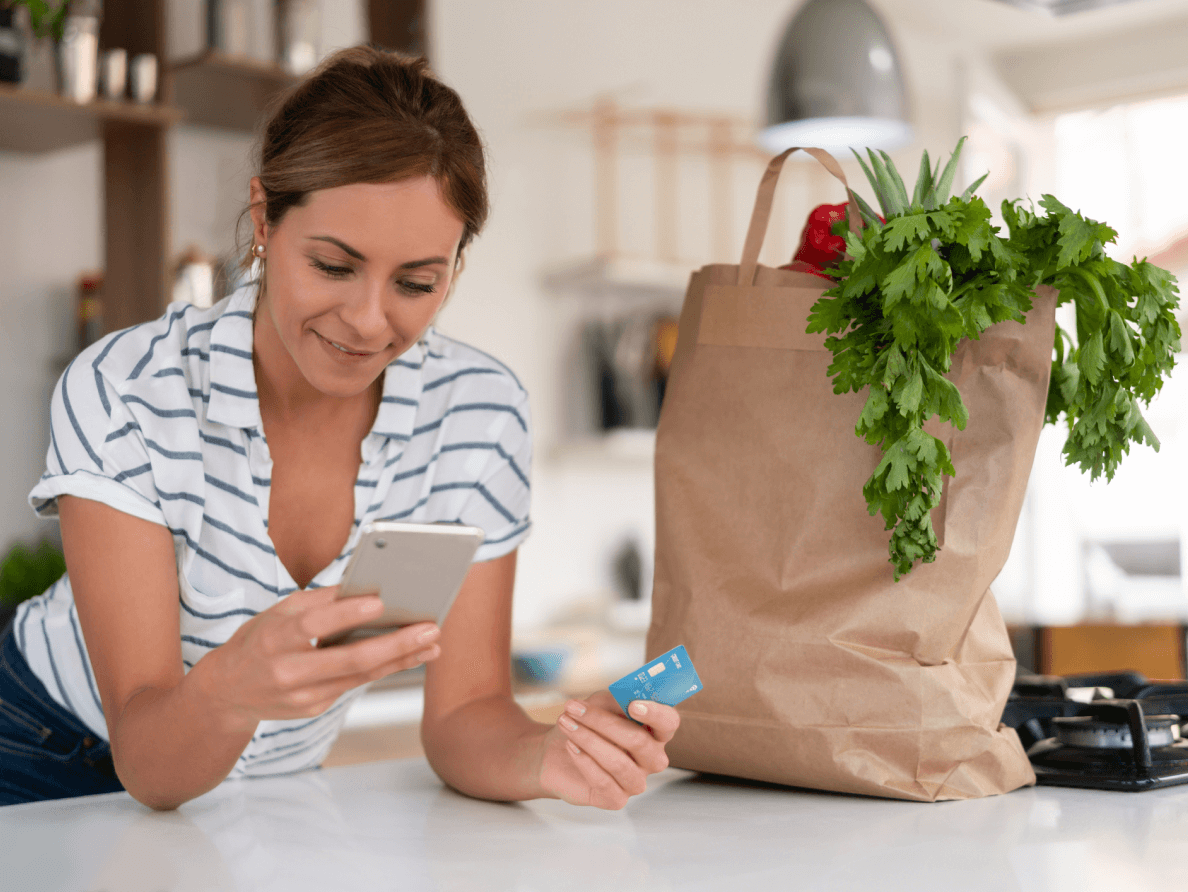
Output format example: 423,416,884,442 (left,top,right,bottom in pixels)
807,138,1181,579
